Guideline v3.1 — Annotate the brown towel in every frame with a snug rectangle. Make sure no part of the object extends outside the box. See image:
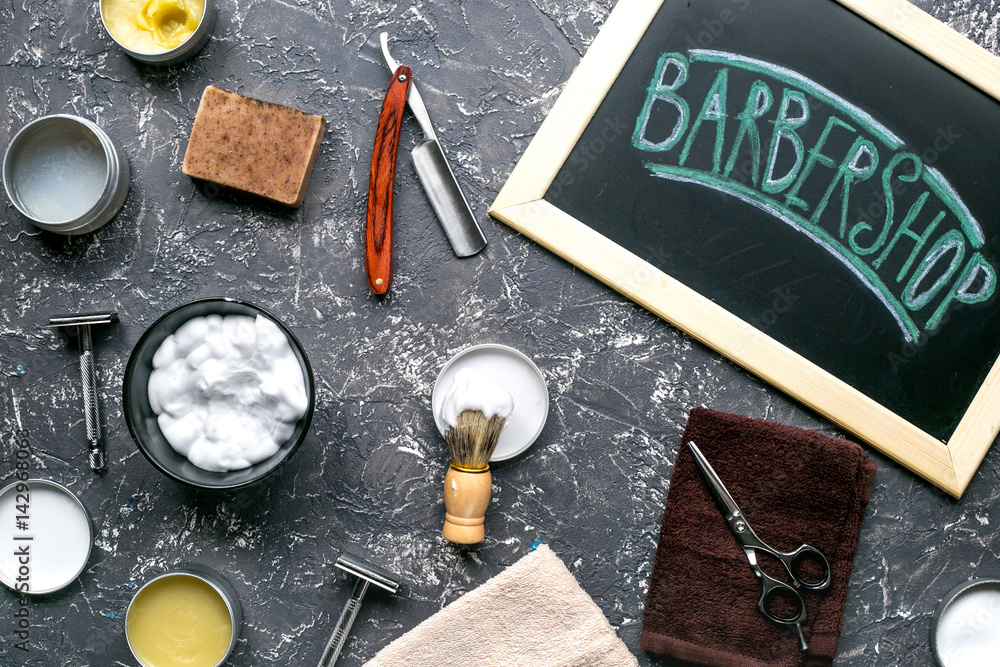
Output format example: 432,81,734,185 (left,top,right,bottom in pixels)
640,407,877,666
